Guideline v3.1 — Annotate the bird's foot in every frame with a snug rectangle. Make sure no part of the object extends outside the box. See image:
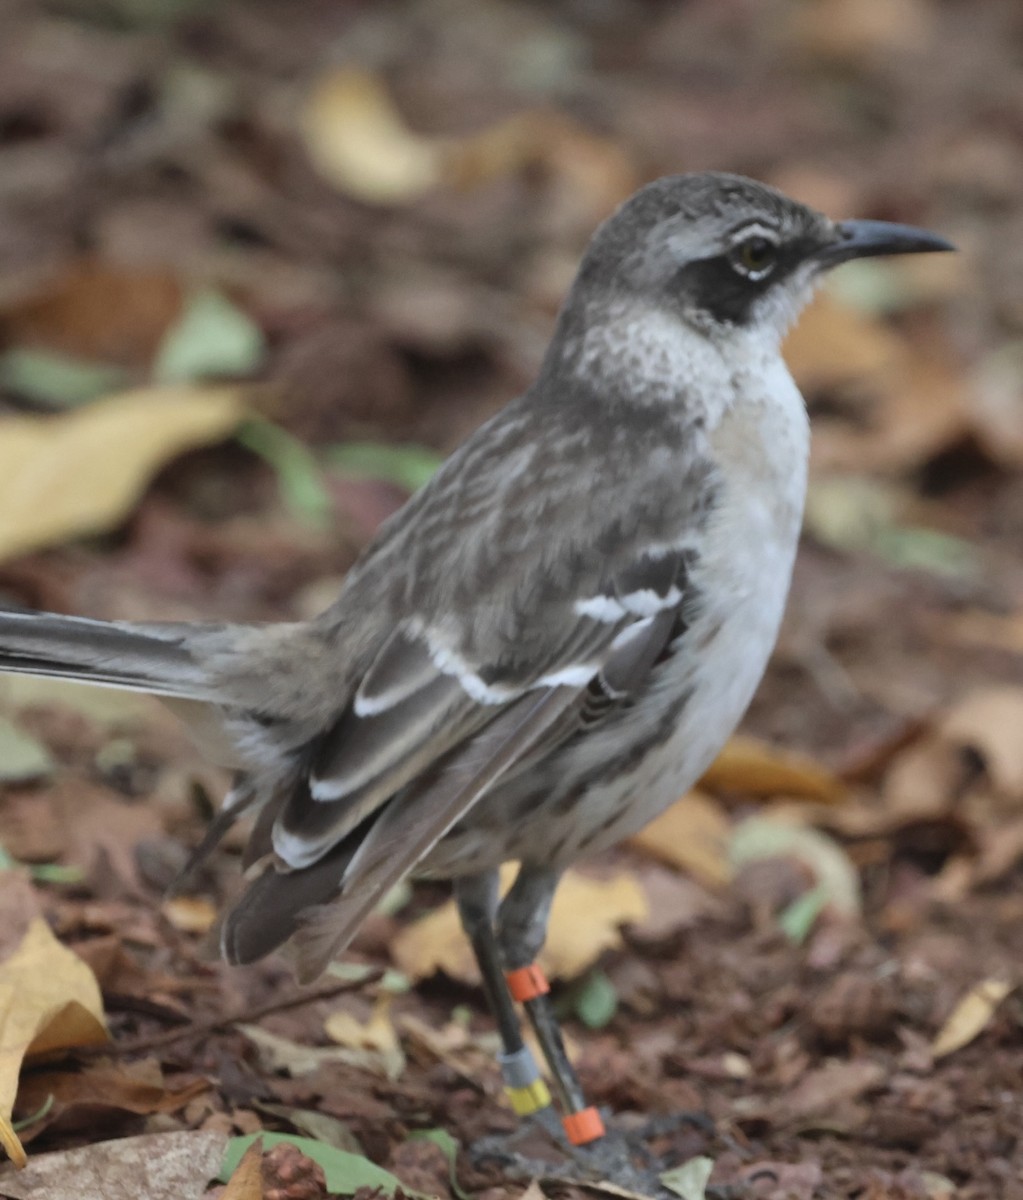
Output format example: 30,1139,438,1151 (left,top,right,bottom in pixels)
471,1108,717,1198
